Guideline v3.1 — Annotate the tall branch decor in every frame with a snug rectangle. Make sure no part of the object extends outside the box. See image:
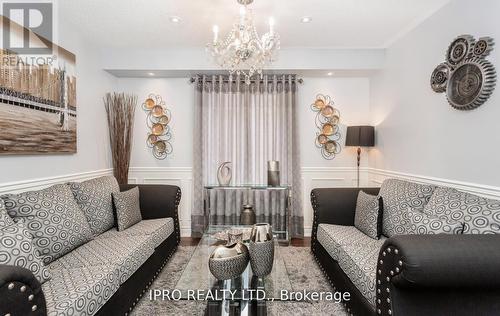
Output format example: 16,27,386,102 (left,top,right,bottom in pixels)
104,93,137,184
